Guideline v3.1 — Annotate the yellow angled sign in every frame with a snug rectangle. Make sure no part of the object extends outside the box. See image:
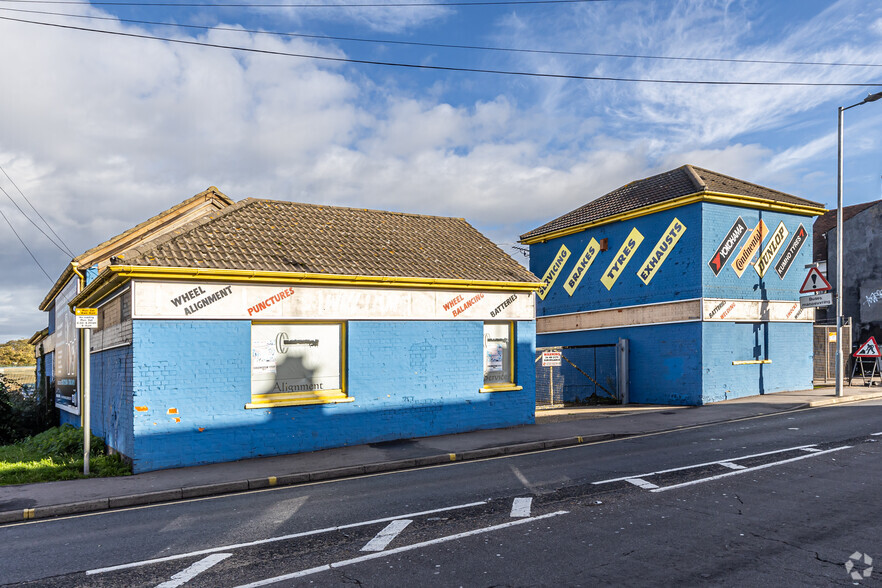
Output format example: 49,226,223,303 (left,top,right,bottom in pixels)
601,228,644,291
537,244,571,300
75,308,98,316
637,218,686,285
563,238,601,296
